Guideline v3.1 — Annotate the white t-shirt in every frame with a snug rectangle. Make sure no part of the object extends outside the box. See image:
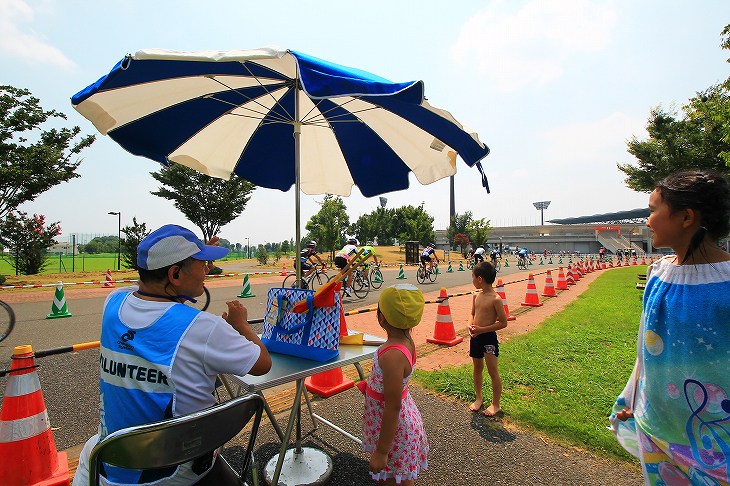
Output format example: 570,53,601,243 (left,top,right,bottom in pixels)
474,247,486,255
